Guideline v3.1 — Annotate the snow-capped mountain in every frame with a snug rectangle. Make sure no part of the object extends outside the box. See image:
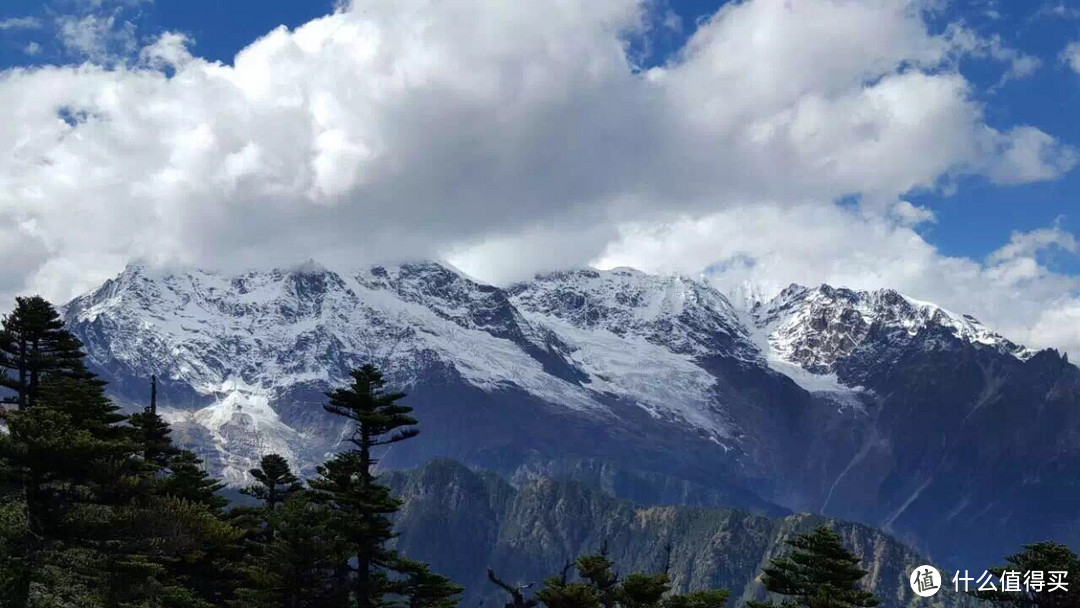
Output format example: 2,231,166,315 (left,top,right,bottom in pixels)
61,260,1080,568
752,283,1031,375
63,261,1037,483
65,261,760,483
